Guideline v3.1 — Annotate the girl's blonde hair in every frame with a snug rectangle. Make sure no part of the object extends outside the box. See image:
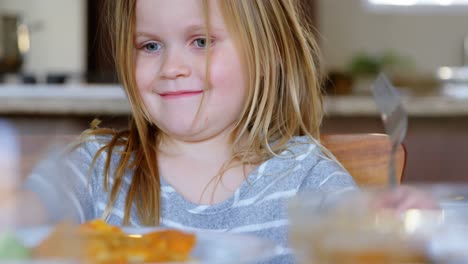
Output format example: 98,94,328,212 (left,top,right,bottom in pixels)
83,0,324,226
